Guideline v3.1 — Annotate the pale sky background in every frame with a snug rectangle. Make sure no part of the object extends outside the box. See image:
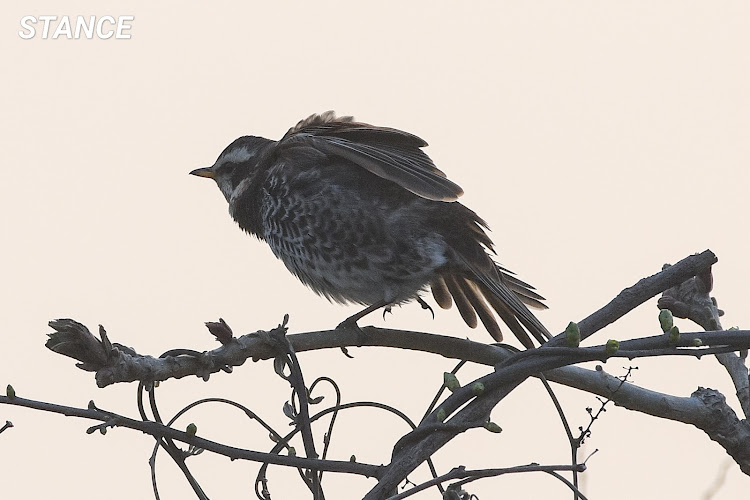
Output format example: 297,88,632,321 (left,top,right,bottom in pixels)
1,2,748,499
